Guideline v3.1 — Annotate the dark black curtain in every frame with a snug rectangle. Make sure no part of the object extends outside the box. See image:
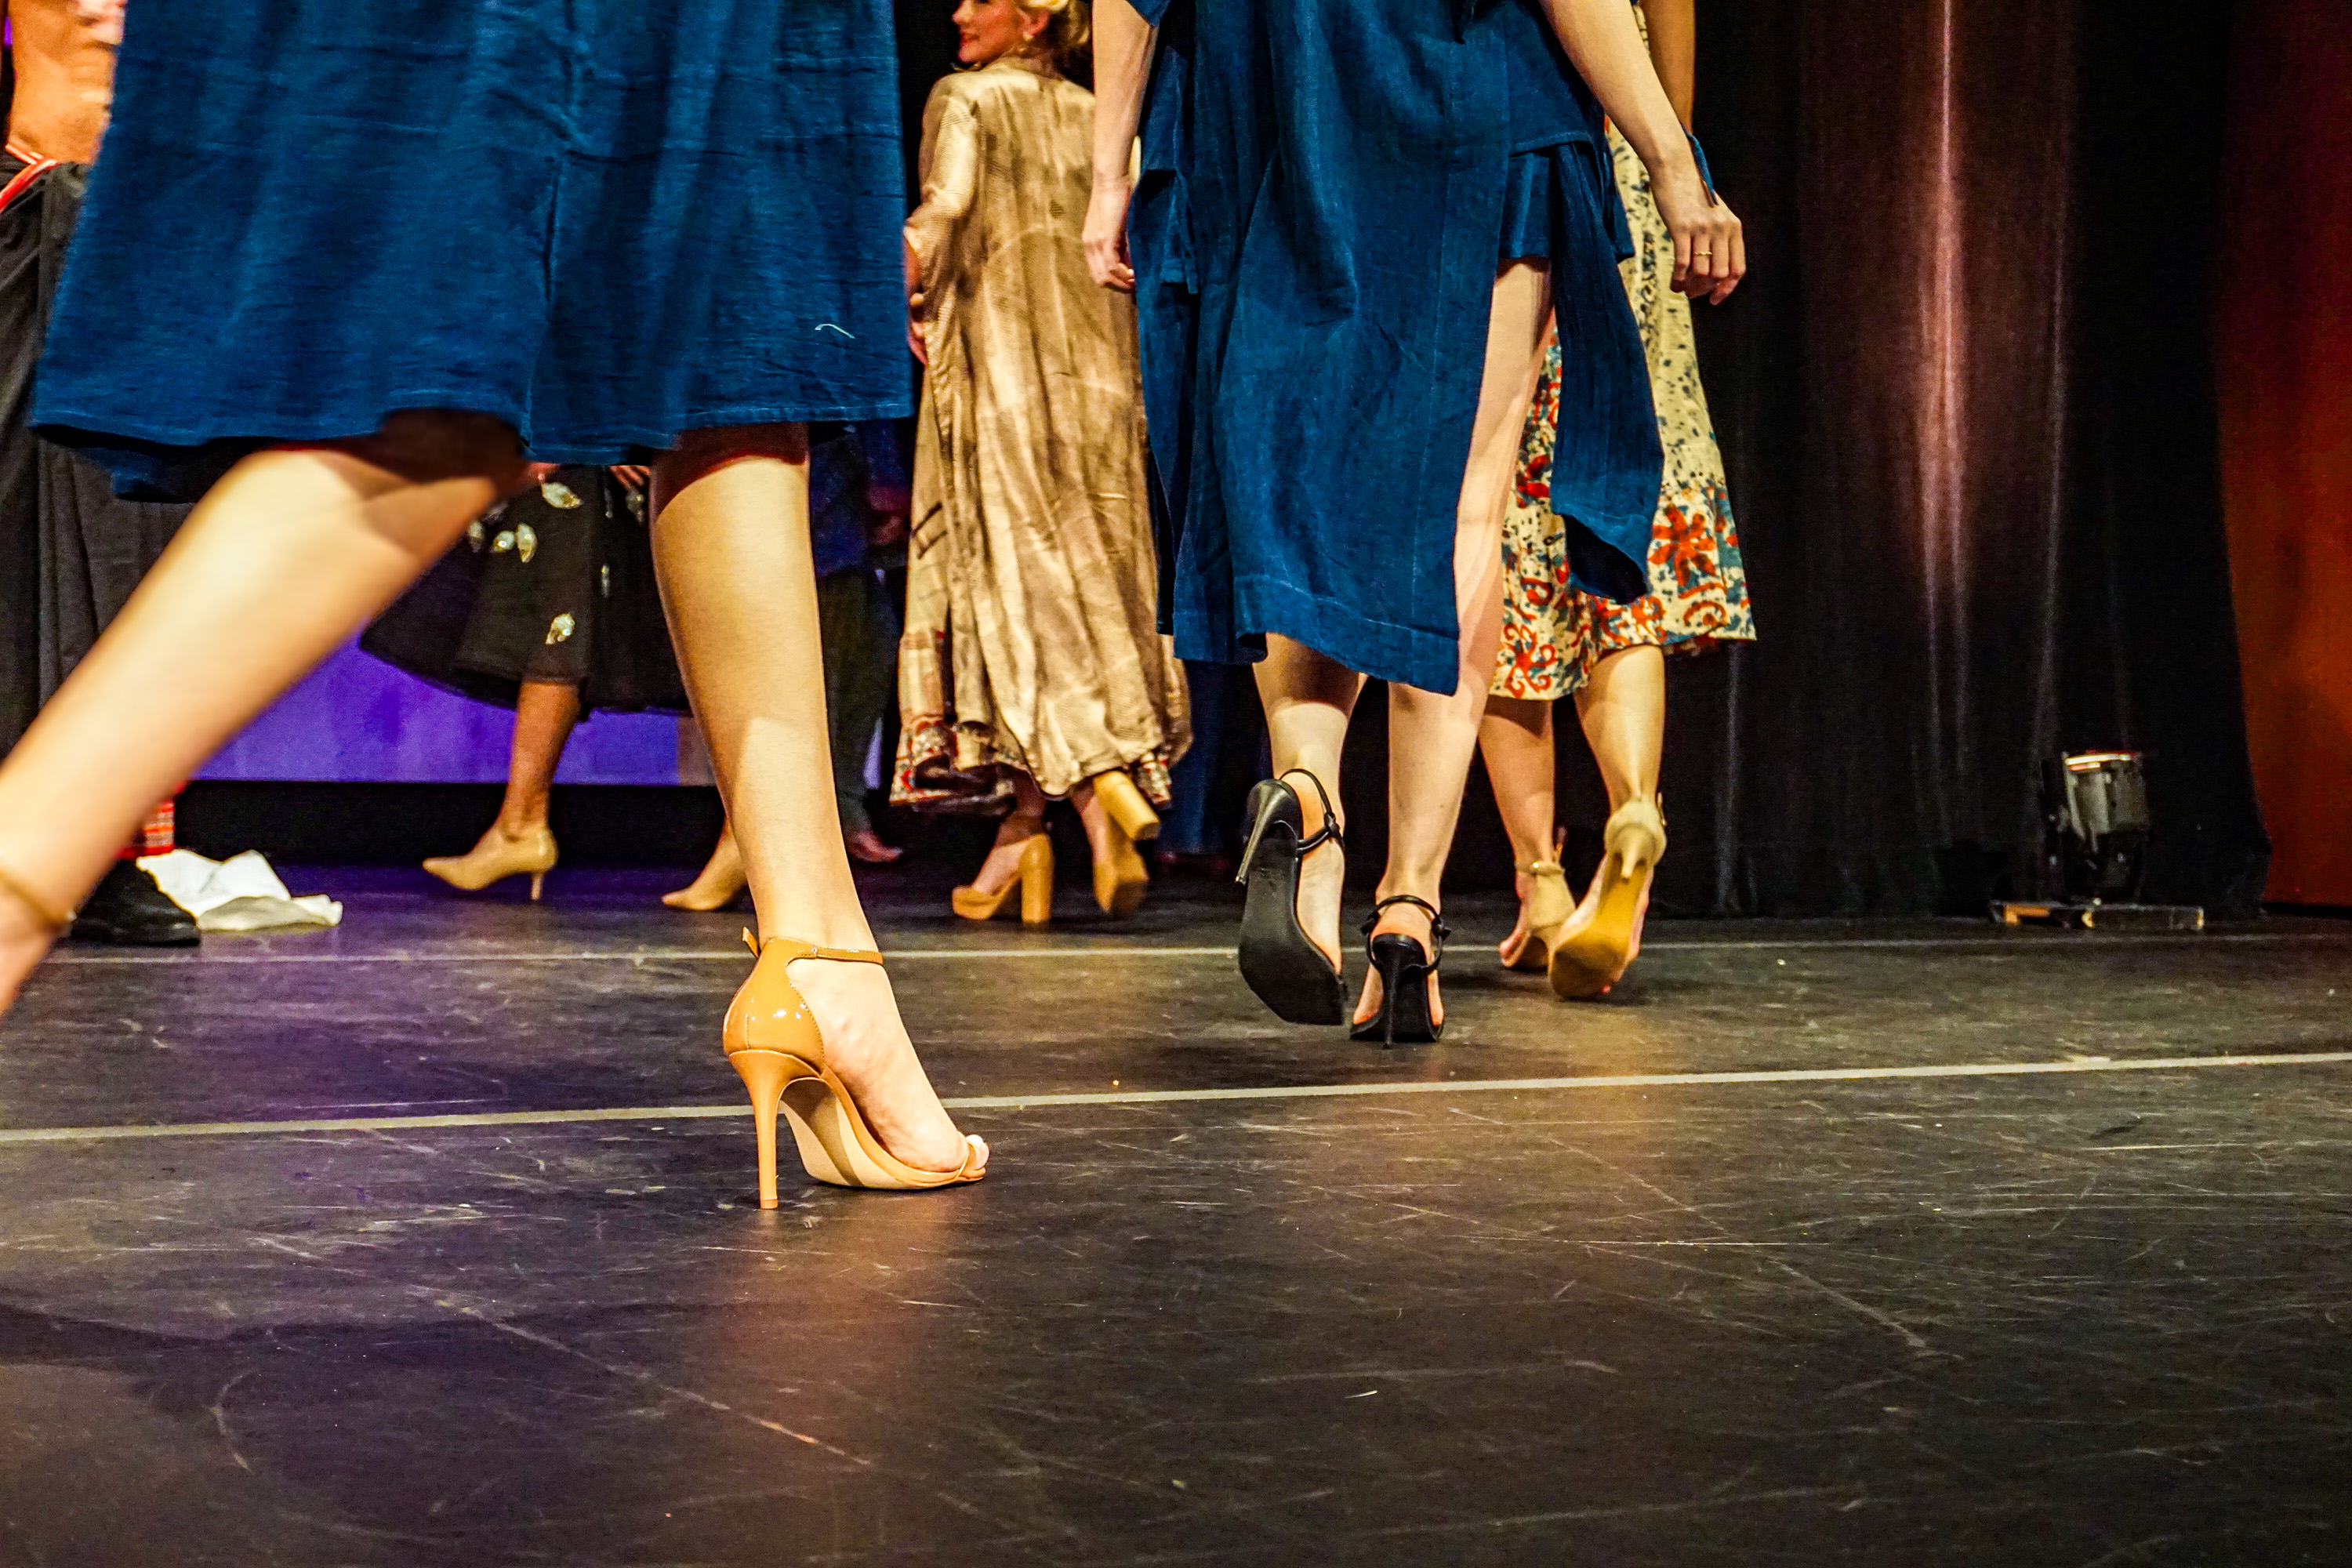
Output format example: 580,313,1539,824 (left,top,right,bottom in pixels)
1577,0,2269,918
